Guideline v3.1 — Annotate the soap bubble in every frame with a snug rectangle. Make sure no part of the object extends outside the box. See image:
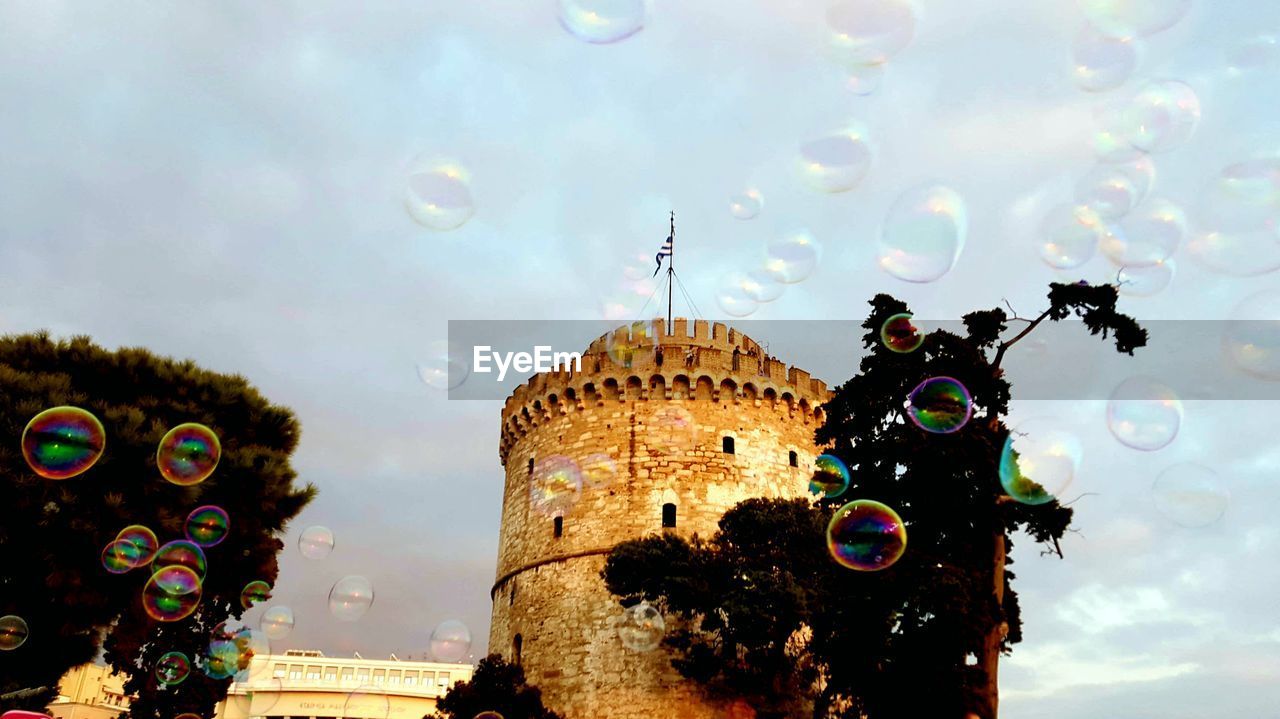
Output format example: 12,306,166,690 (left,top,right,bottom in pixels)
102,539,141,574
405,160,474,232
329,575,375,622
343,685,391,719
880,312,924,353
1073,27,1139,91
797,130,873,193
1080,0,1191,39
825,0,917,66
153,540,208,581
1038,204,1105,269
846,63,886,95
155,651,192,685
116,525,160,567
617,601,665,651
1091,101,1149,163
430,619,472,662
142,566,202,622
878,184,967,282
1152,463,1229,527
906,377,973,434
1227,34,1279,75
810,454,851,499
299,525,335,559
261,605,295,640
474,713,505,719
0,615,30,650
764,230,821,284
580,453,619,489
646,405,698,456
1121,80,1200,153
157,423,221,486
185,505,230,548
240,580,272,610
558,0,647,44
417,340,470,391
826,499,907,571
729,190,763,220
999,418,1083,505
1100,197,1186,265
606,320,658,367
715,272,761,318
21,406,105,480
1106,376,1182,450
230,679,285,717
1075,158,1154,219
743,268,784,303
530,455,583,517
1187,159,1280,276
1117,259,1174,296
1224,290,1280,380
